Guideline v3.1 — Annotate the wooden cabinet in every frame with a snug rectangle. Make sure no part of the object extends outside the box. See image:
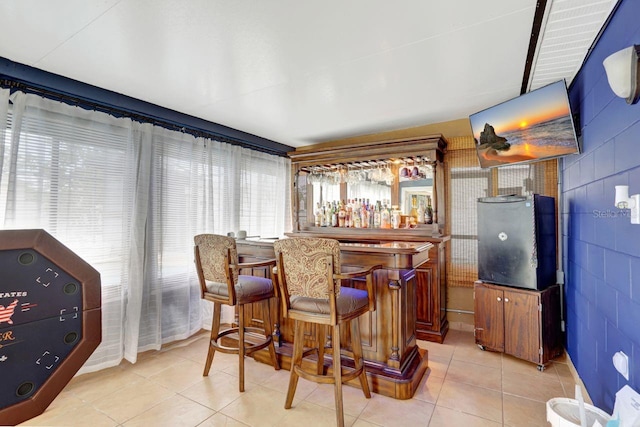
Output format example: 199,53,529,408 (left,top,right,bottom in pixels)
415,239,449,343
474,281,562,369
